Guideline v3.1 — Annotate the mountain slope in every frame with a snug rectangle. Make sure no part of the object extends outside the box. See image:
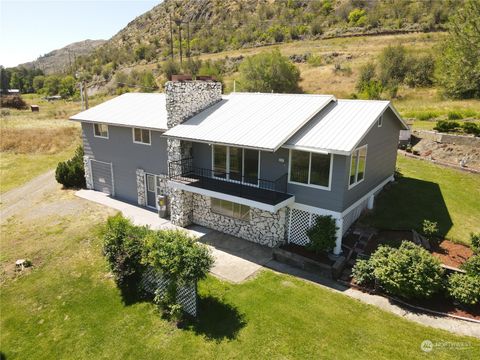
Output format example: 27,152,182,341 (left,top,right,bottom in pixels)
75,0,457,74
20,39,105,74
